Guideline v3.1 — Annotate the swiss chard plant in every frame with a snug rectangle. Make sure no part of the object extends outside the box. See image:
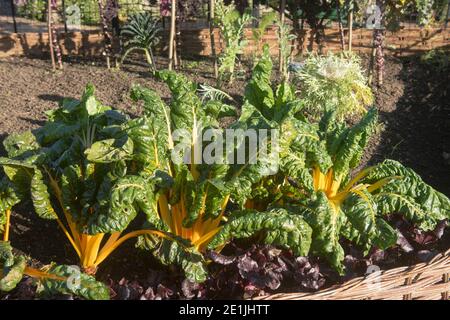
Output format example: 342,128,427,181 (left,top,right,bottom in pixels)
85,70,313,283
274,107,450,273
236,45,305,211
234,50,448,272
0,85,168,291
0,175,108,300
